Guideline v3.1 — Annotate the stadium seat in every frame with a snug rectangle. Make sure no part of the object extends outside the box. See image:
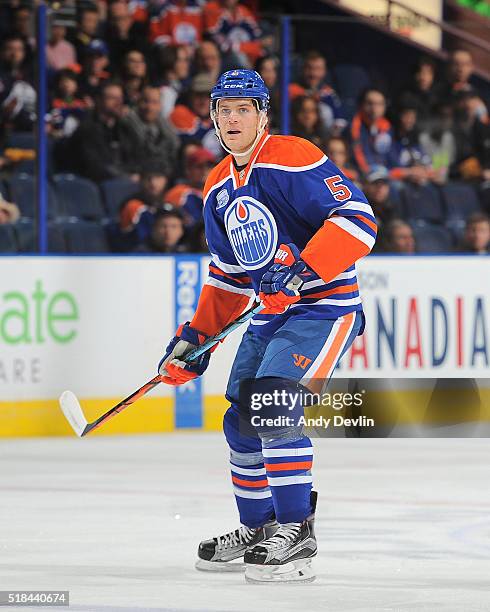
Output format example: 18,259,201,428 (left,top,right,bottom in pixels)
14,220,36,252
440,182,482,221
6,131,36,174
13,221,67,253
100,177,139,218
411,222,453,253
63,221,109,253
7,131,35,150
0,224,18,253
48,223,67,253
8,173,60,218
53,174,105,220
332,64,371,122
400,182,444,224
